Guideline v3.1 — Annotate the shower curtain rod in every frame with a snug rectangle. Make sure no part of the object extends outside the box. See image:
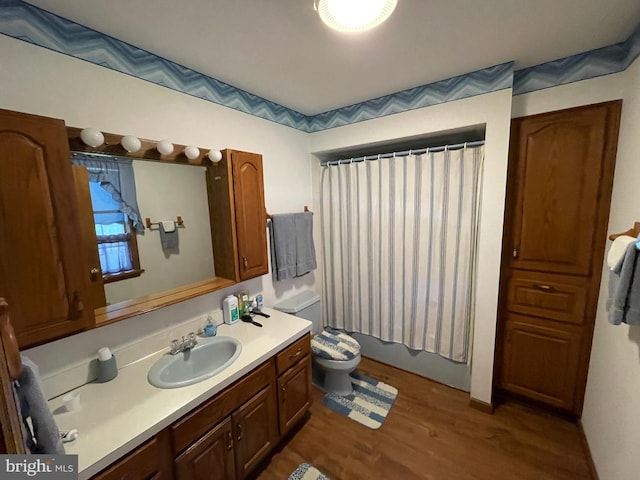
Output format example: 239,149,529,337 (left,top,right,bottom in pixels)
320,139,485,167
